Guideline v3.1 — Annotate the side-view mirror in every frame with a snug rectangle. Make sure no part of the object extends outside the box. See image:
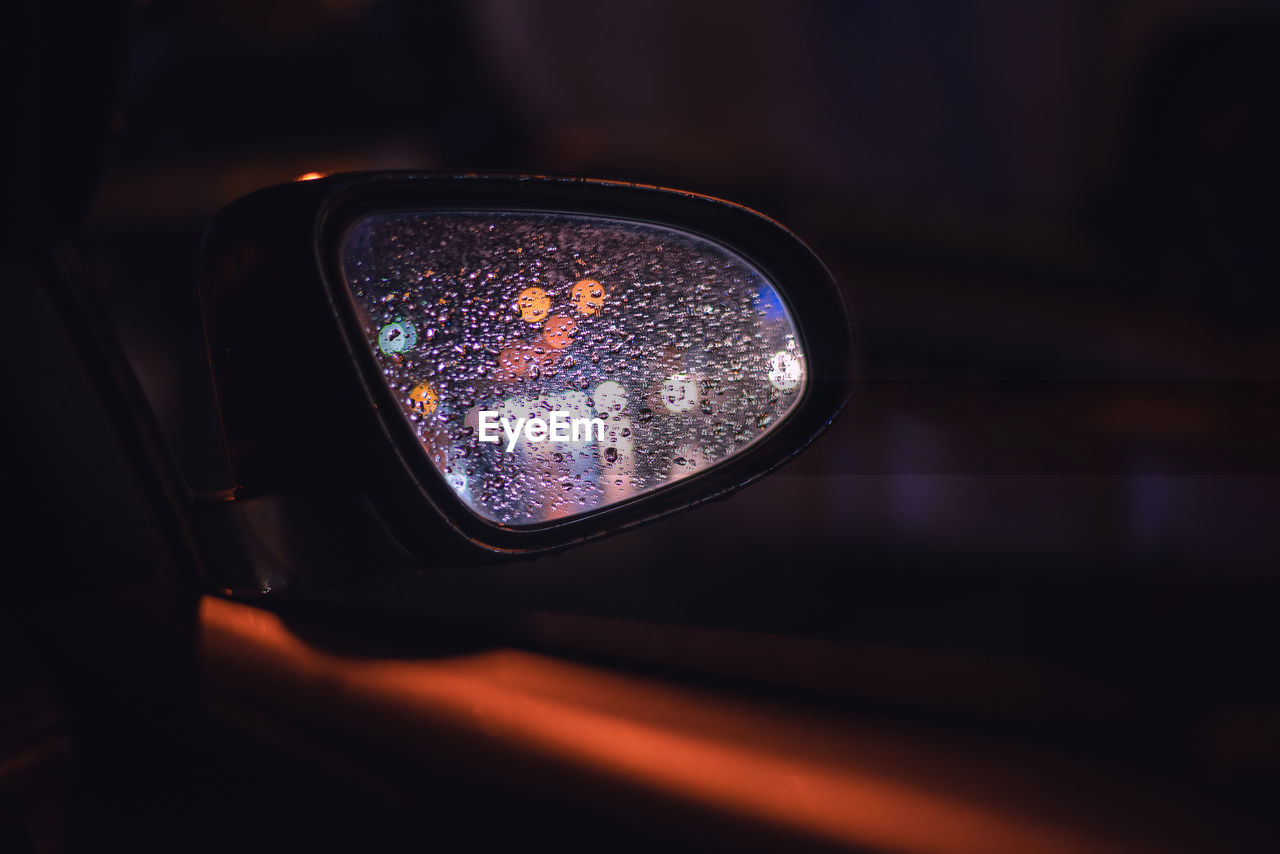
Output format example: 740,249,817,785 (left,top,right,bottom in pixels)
197,173,853,594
